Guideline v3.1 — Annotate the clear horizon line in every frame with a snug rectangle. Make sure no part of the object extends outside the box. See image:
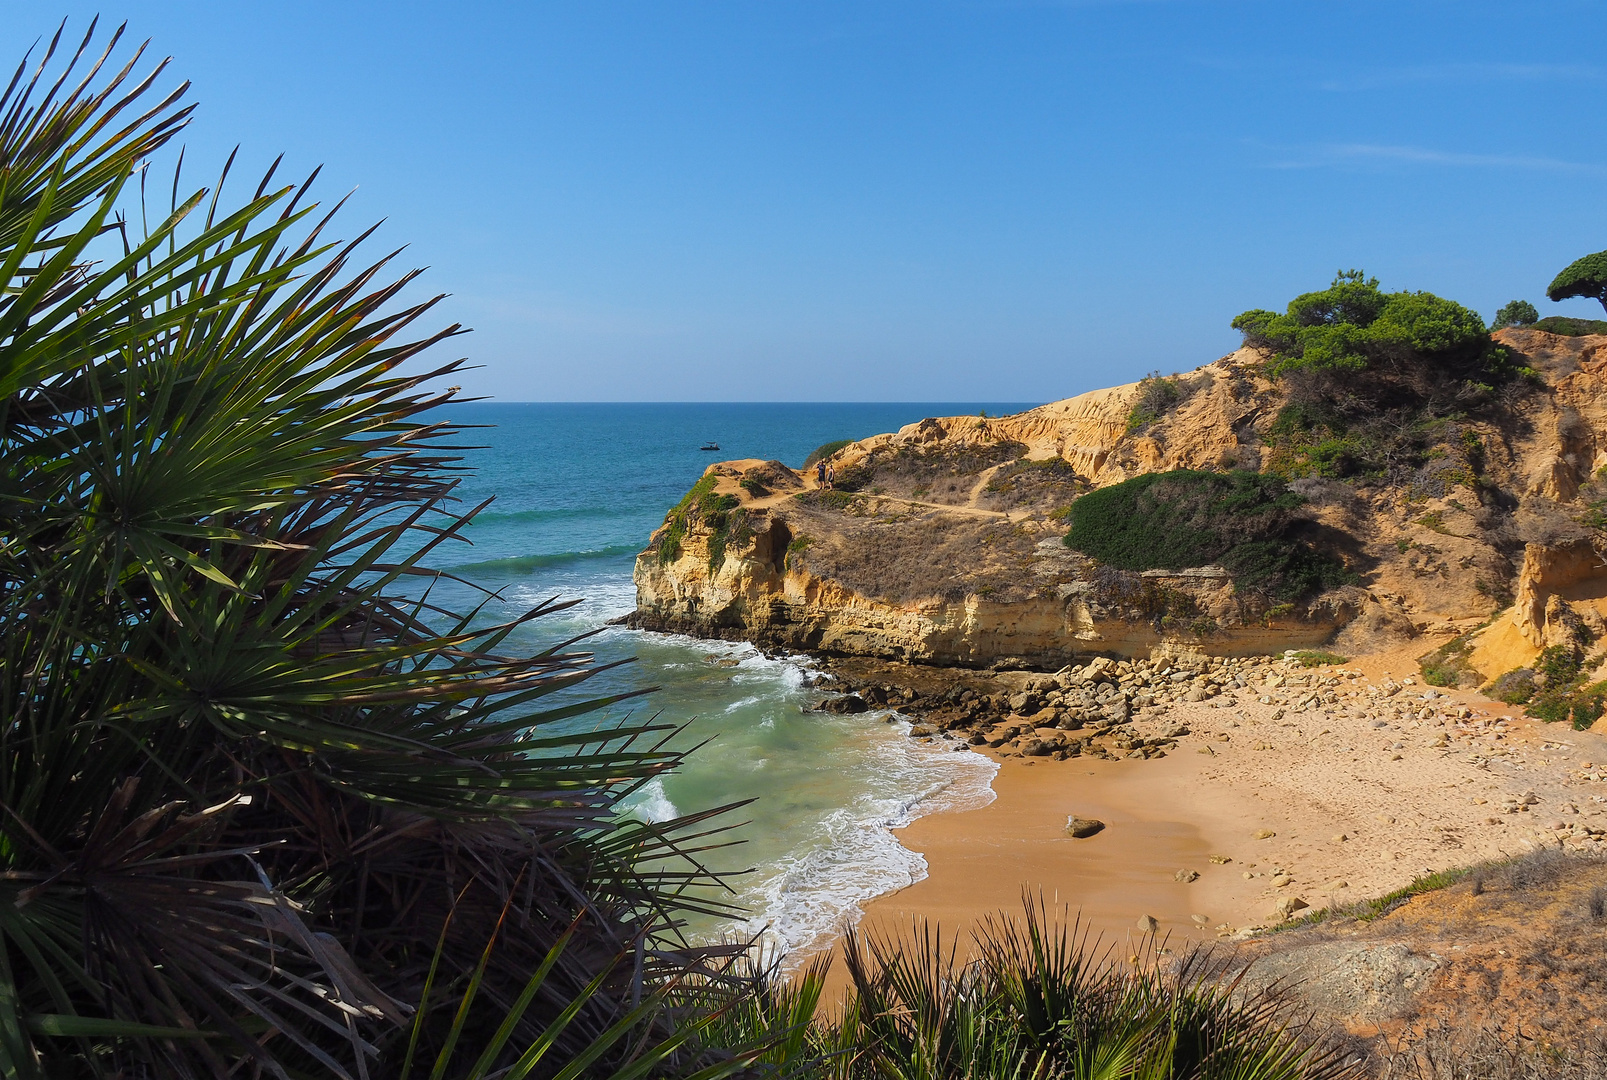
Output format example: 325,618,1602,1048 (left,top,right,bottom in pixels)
433,398,1055,405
